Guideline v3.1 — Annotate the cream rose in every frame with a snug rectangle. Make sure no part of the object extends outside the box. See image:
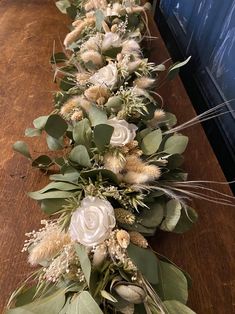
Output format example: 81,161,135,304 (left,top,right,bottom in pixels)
107,118,138,146
89,63,118,89
102,32,121,51
69,196,116,247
